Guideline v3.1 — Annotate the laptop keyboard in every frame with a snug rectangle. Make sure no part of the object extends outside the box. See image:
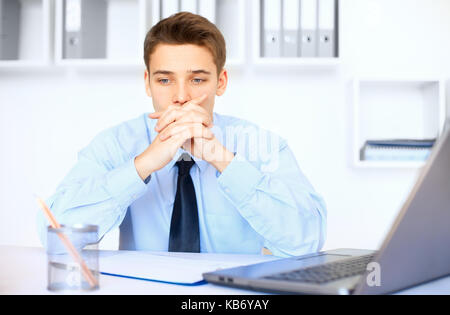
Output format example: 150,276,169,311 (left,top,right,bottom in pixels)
263,254,377,284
